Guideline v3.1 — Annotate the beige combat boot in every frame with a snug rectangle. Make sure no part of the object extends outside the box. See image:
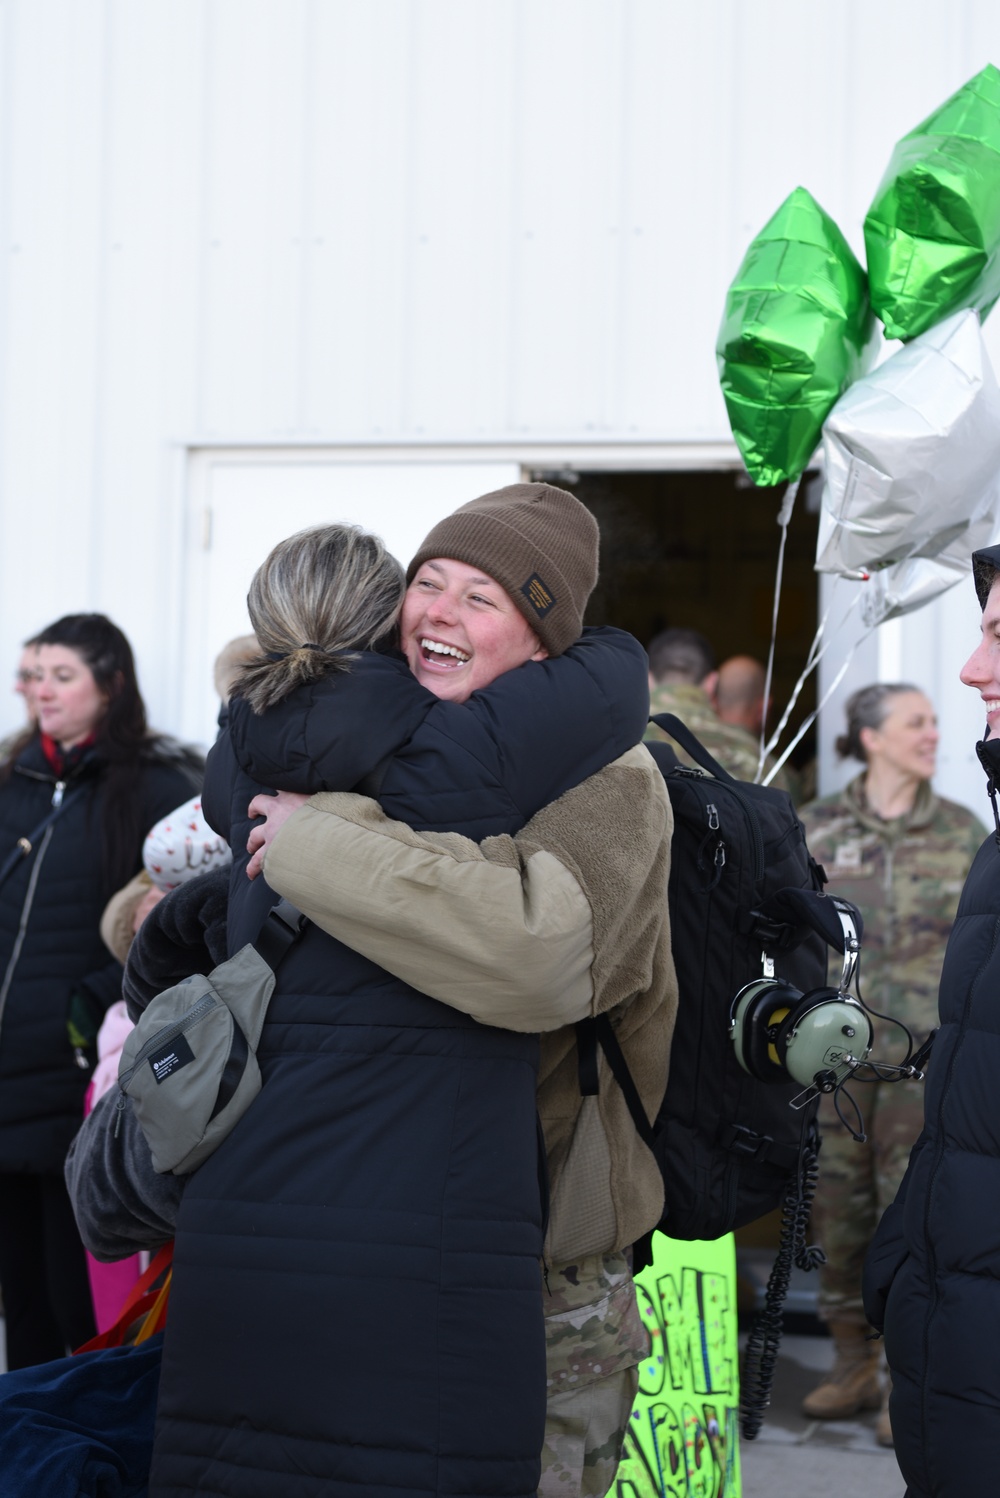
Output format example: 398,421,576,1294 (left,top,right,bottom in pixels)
801,1321,881,1420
